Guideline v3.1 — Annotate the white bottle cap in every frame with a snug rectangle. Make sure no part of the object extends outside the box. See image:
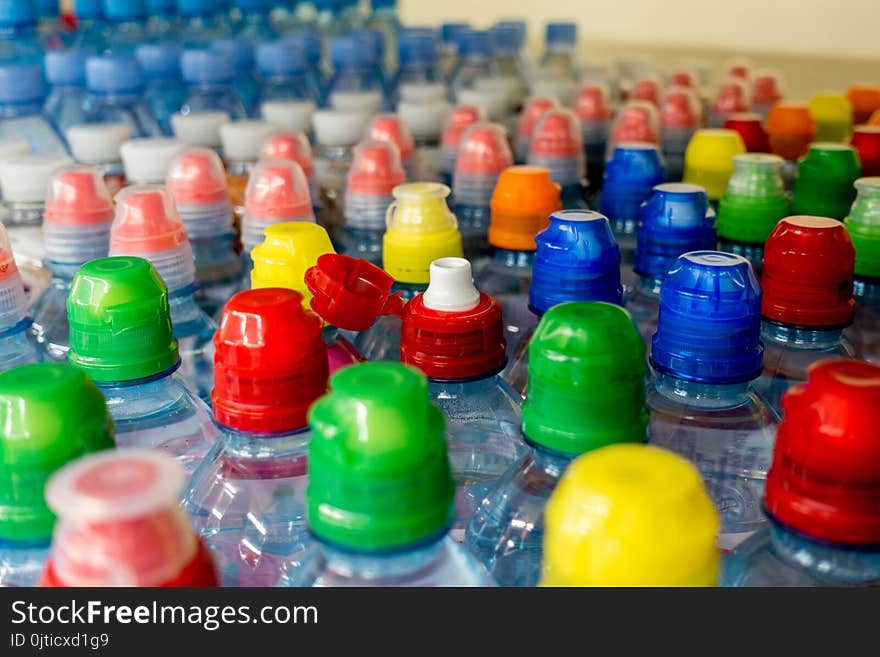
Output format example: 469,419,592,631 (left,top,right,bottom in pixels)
474,77,522,110
0,138,30,160
261,100,316,133
529,78,578,106
66,123,132,165
329,90,383,114
455,88,508,122
120,138,188,184
170,111,230,149
0,154,74,203
423,257,481,312
312,110,372,147
399,83,447,104
219,120,278,162
398,100,452,140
